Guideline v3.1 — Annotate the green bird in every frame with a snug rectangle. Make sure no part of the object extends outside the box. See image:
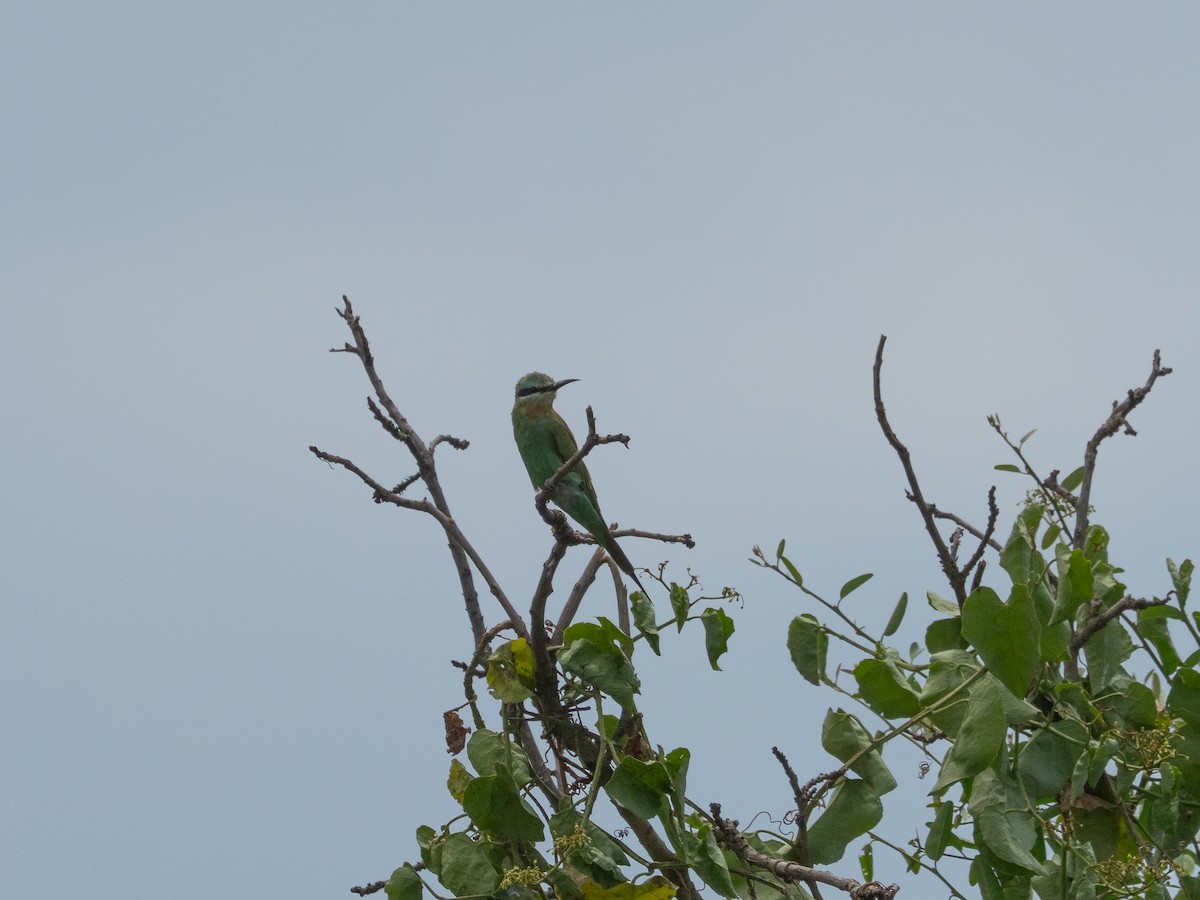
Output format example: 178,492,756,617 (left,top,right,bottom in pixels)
512,372,646,594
